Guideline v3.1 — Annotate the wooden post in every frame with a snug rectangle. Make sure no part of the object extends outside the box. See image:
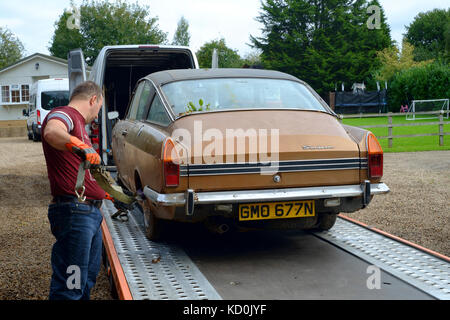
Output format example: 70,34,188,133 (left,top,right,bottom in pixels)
388,113,393,148
439,112,444,146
